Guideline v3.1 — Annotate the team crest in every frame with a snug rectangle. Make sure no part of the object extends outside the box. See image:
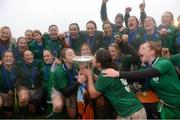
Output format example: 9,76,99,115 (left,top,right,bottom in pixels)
152,77,159,83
